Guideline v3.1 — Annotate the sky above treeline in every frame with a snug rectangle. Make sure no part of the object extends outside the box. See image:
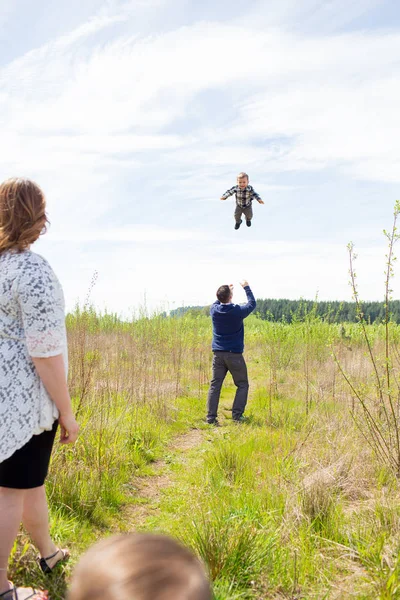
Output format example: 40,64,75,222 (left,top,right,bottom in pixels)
1,0,400,315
